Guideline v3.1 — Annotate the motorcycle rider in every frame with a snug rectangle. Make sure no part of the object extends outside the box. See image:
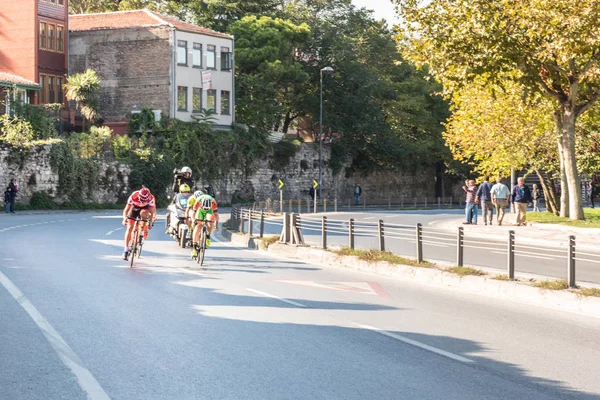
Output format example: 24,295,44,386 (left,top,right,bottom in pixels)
172,166,193,194
166,184,191,234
